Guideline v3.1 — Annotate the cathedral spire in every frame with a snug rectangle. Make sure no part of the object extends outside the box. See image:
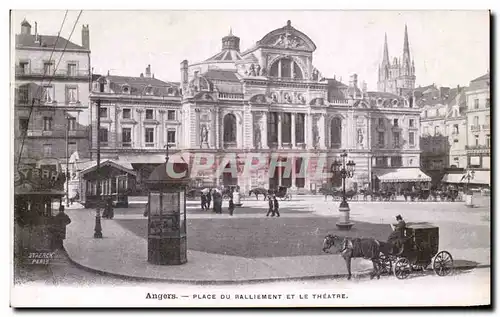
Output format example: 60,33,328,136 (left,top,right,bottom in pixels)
382,32,390,66
402,24,411,70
